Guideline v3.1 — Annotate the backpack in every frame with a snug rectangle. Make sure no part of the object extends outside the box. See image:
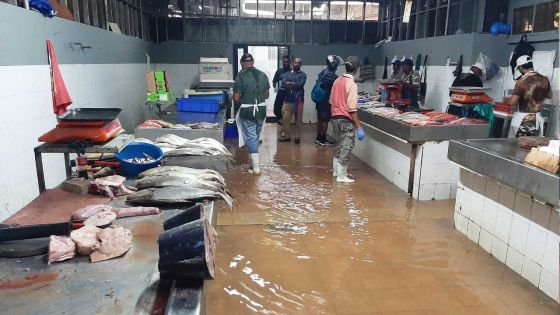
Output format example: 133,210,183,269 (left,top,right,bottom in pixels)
509,34,535,76
311,71,330,103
